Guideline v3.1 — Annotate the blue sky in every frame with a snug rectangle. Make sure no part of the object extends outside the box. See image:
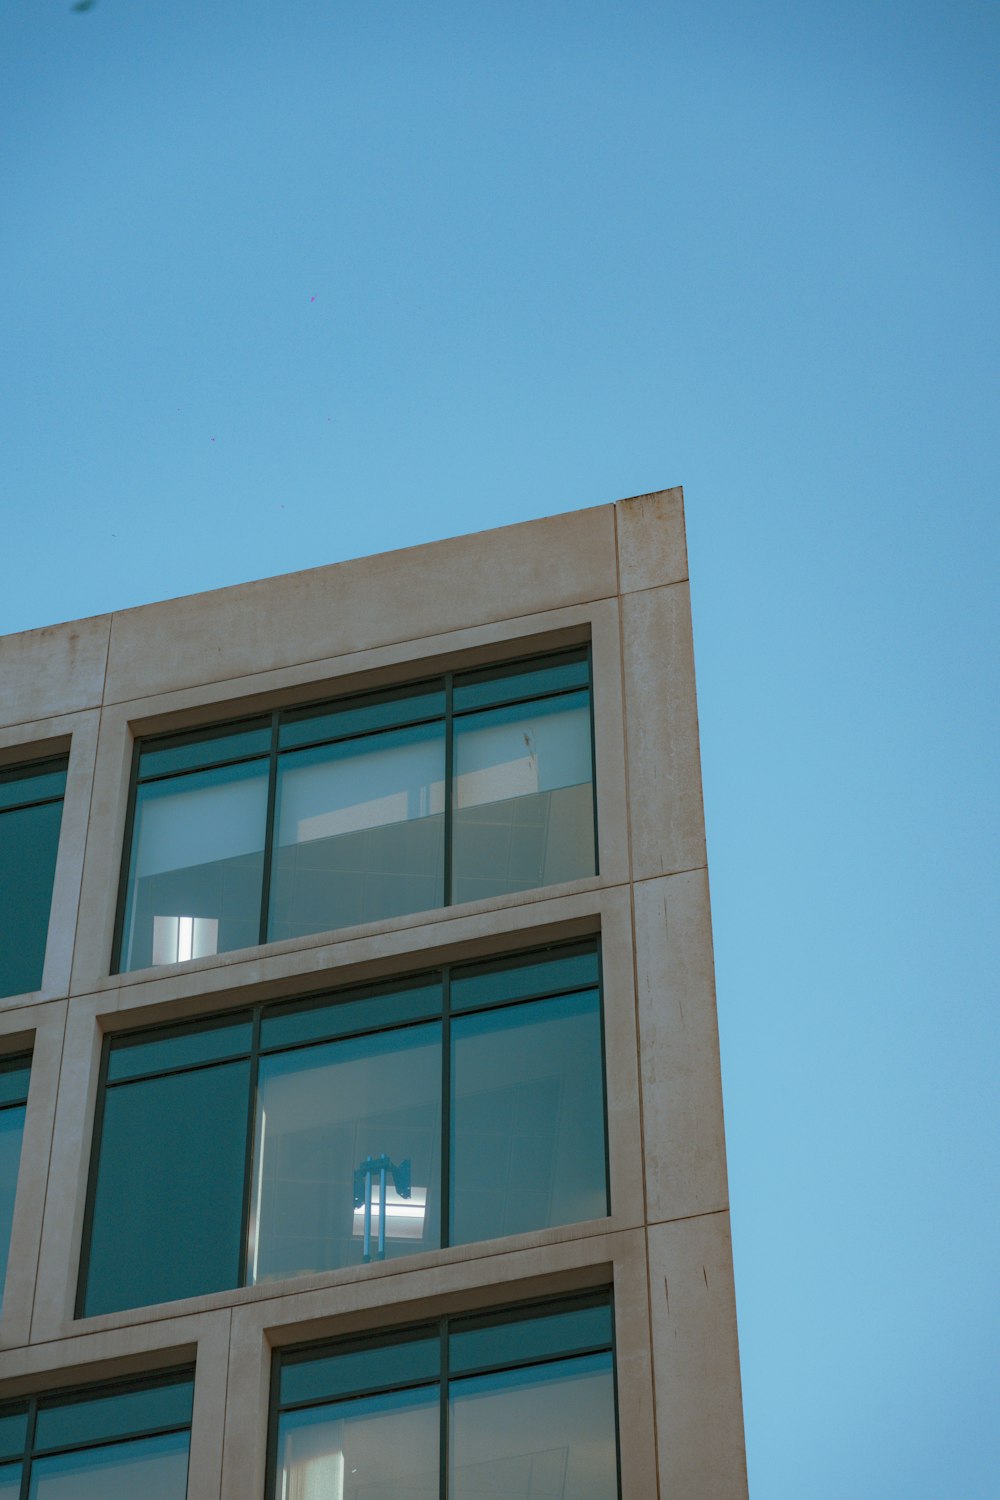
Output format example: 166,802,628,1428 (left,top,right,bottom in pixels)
2,2,997,1494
